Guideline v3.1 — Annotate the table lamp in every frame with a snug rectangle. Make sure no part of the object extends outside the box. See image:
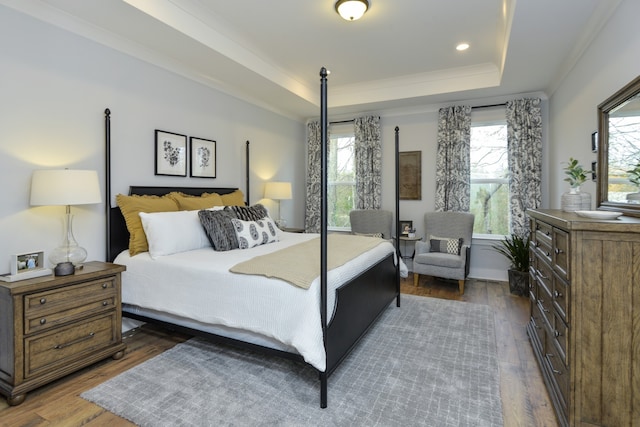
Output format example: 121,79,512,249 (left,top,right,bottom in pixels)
30,169,102,275
264,181,292,228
